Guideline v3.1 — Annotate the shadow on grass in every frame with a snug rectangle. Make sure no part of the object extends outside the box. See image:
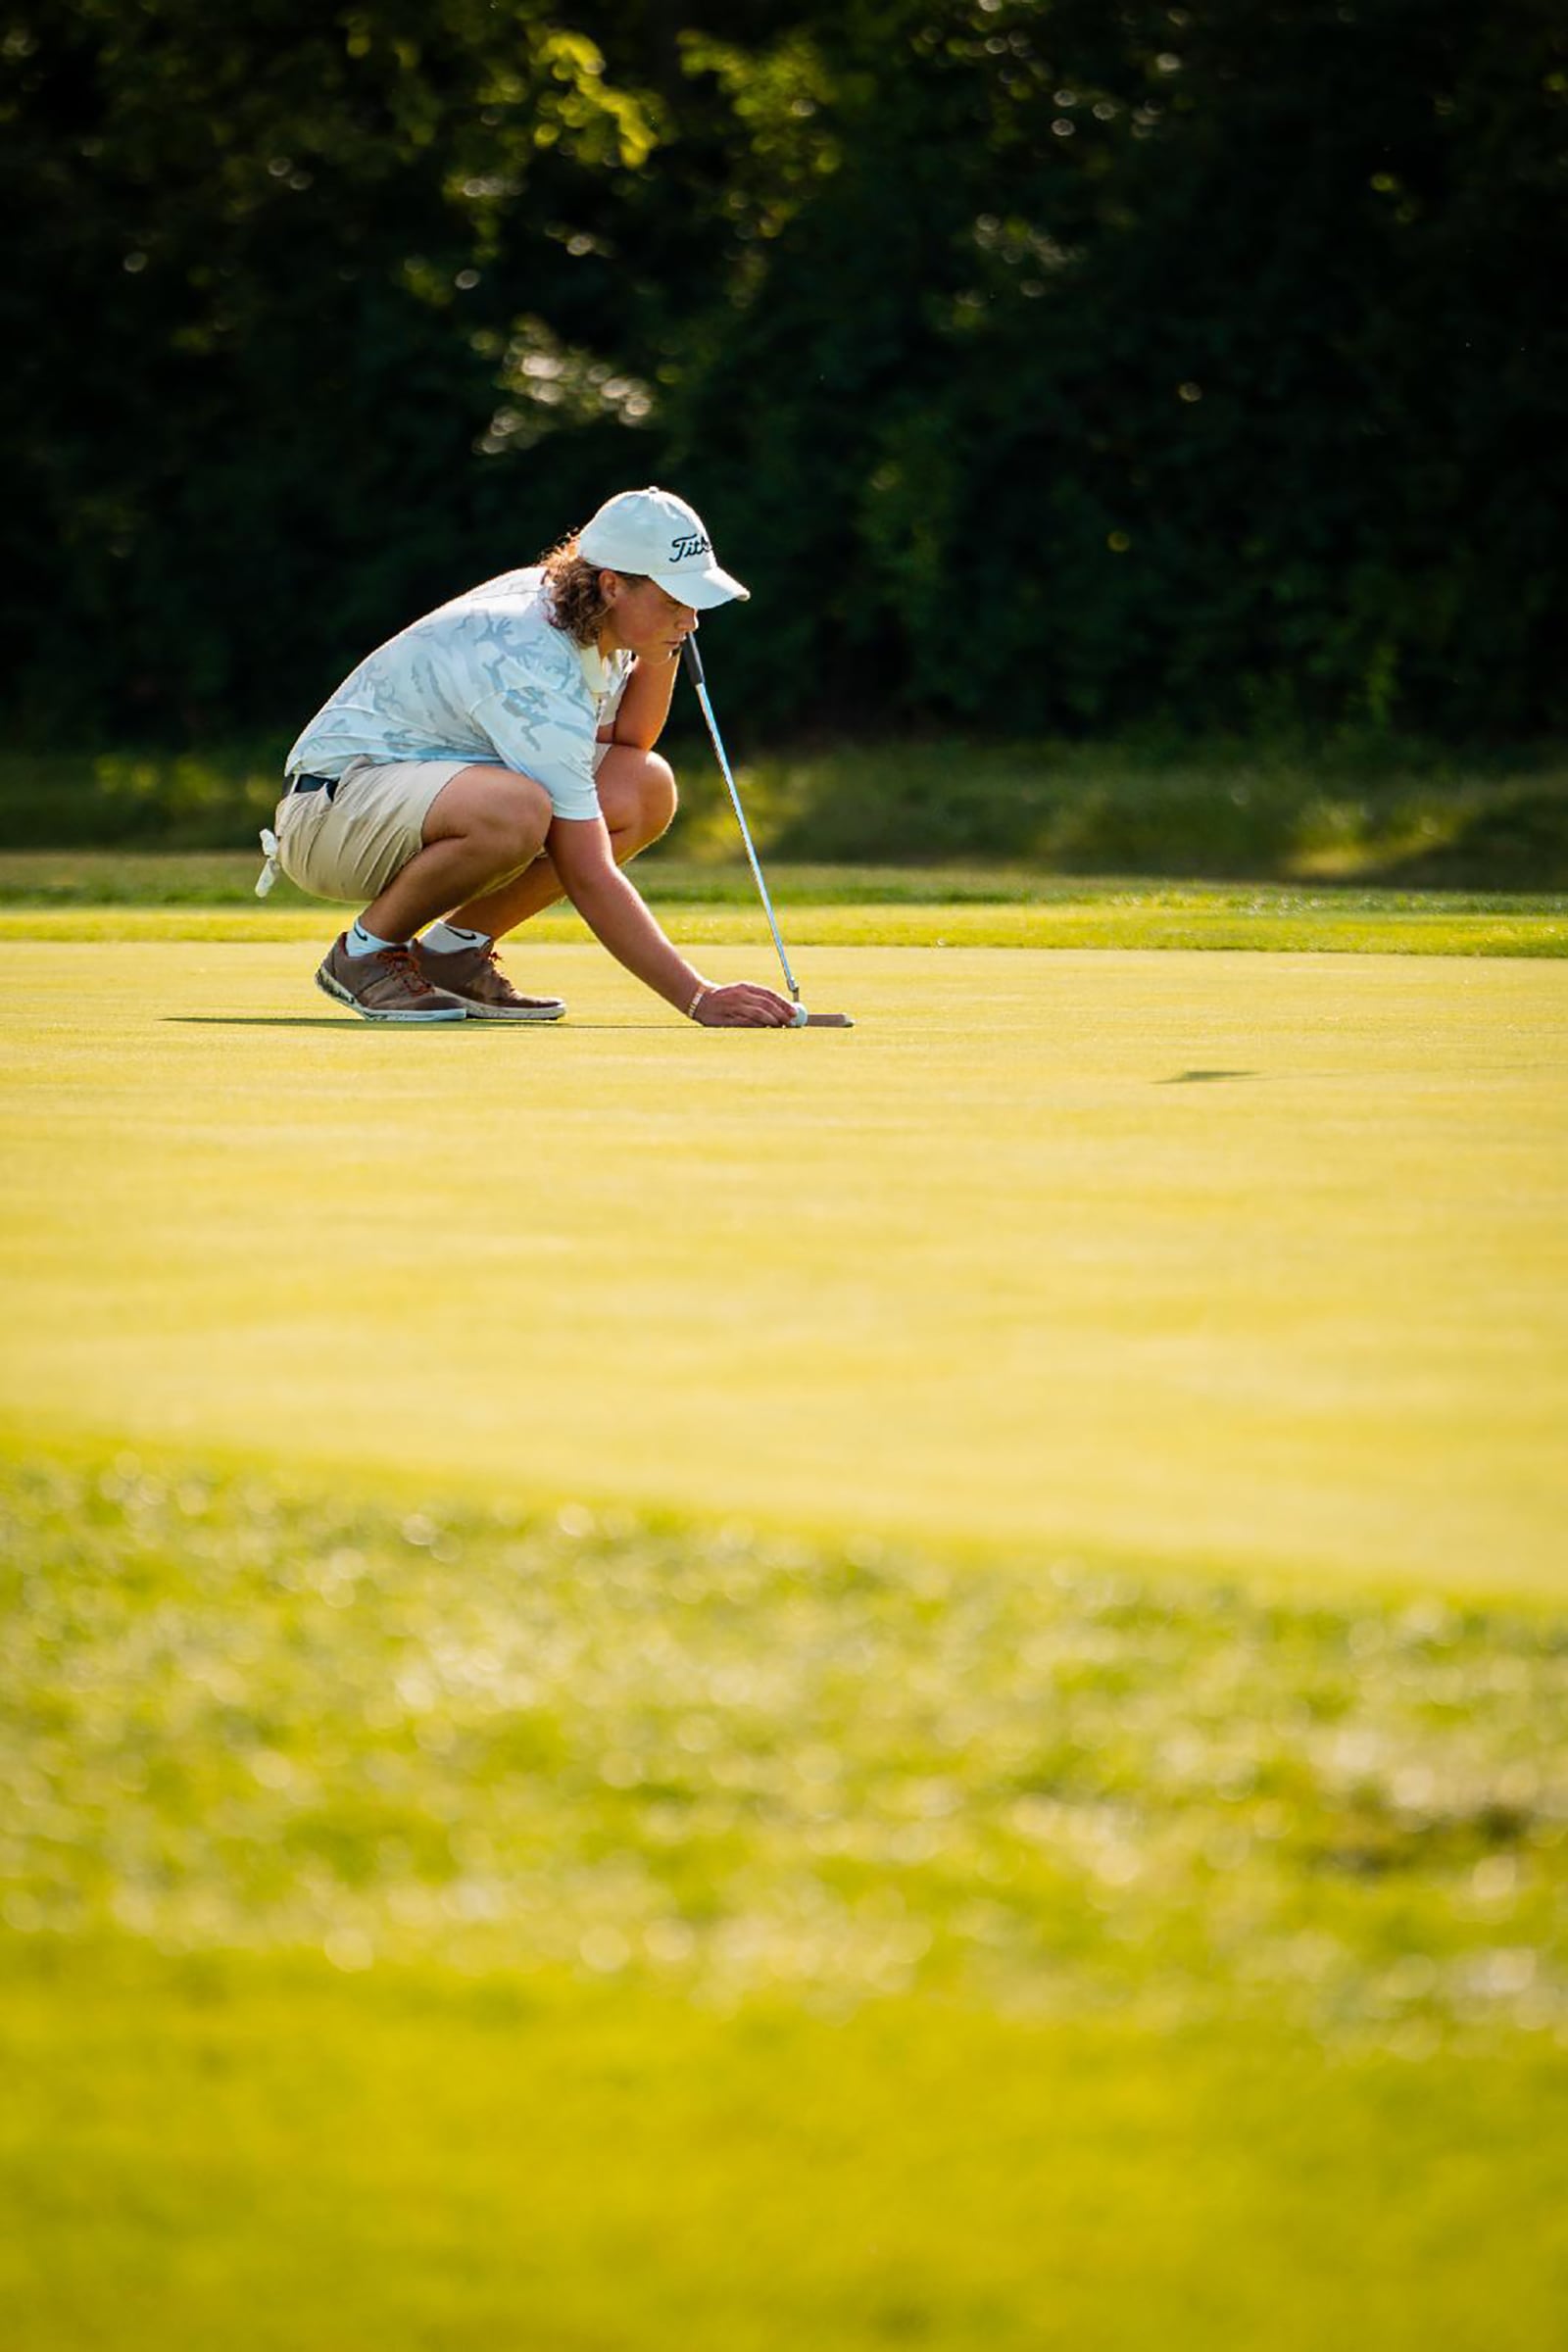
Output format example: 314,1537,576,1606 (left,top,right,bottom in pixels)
164,1016,664,1032
1158,1069,1259,1084
165,1015,412,1031
1374,782,1568,889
